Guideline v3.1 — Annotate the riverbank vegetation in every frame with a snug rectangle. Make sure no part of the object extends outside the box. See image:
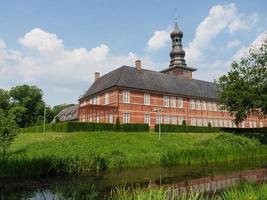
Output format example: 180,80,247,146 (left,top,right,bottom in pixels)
111,182,267,200
1,131,267,177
